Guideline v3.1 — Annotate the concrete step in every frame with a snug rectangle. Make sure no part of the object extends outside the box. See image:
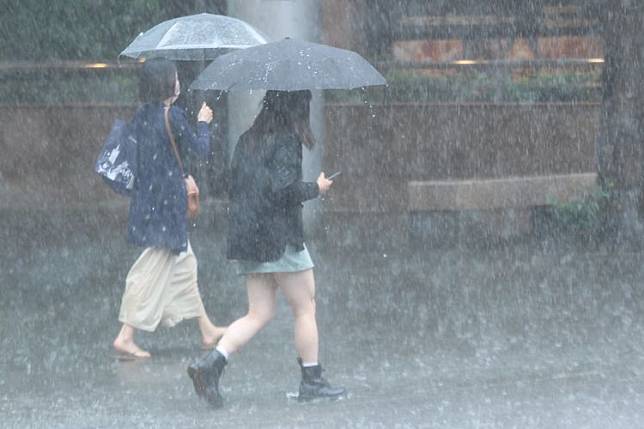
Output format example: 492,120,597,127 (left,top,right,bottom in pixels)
408,173,598,211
